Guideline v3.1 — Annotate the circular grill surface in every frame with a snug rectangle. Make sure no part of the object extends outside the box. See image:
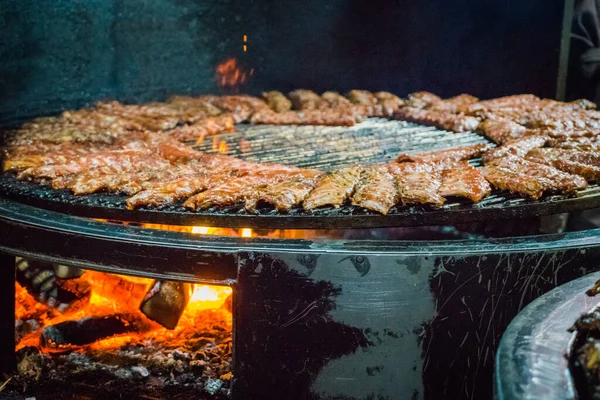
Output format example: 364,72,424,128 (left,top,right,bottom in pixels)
2,120,600,229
